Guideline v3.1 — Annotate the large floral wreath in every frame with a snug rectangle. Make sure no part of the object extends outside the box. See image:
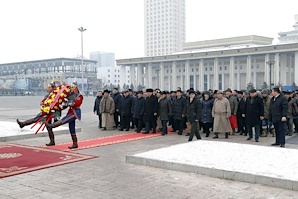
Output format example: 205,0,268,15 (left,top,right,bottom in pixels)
32,84,71,134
